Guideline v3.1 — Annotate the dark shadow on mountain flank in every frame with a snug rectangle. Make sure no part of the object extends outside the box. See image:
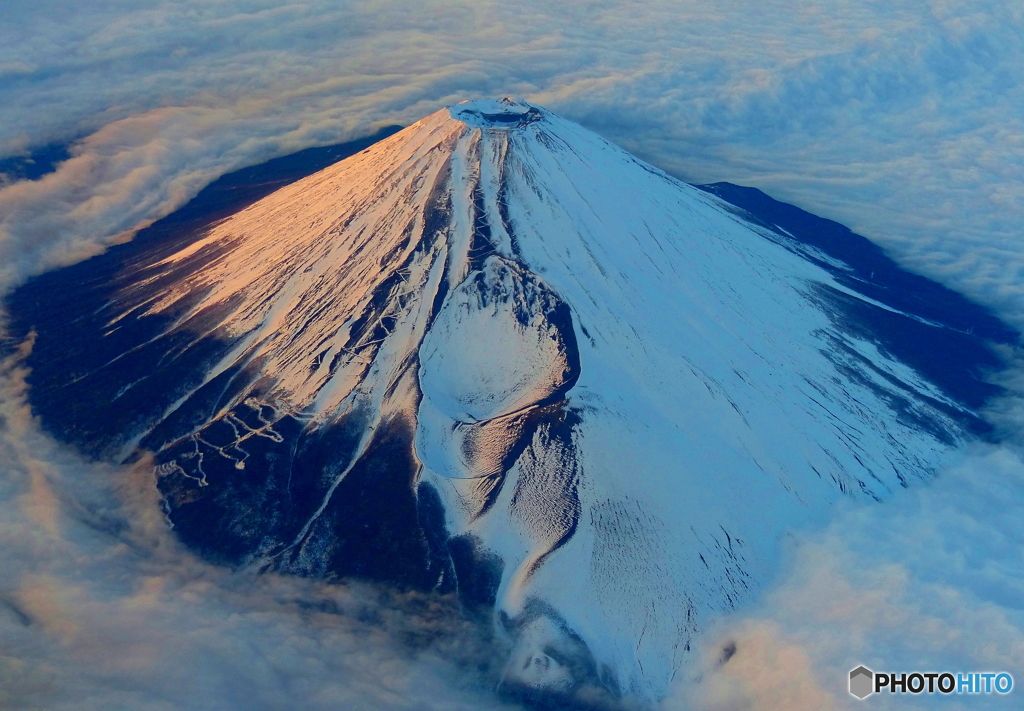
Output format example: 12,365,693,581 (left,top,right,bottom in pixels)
0,142,72,183
698,182,1018,425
